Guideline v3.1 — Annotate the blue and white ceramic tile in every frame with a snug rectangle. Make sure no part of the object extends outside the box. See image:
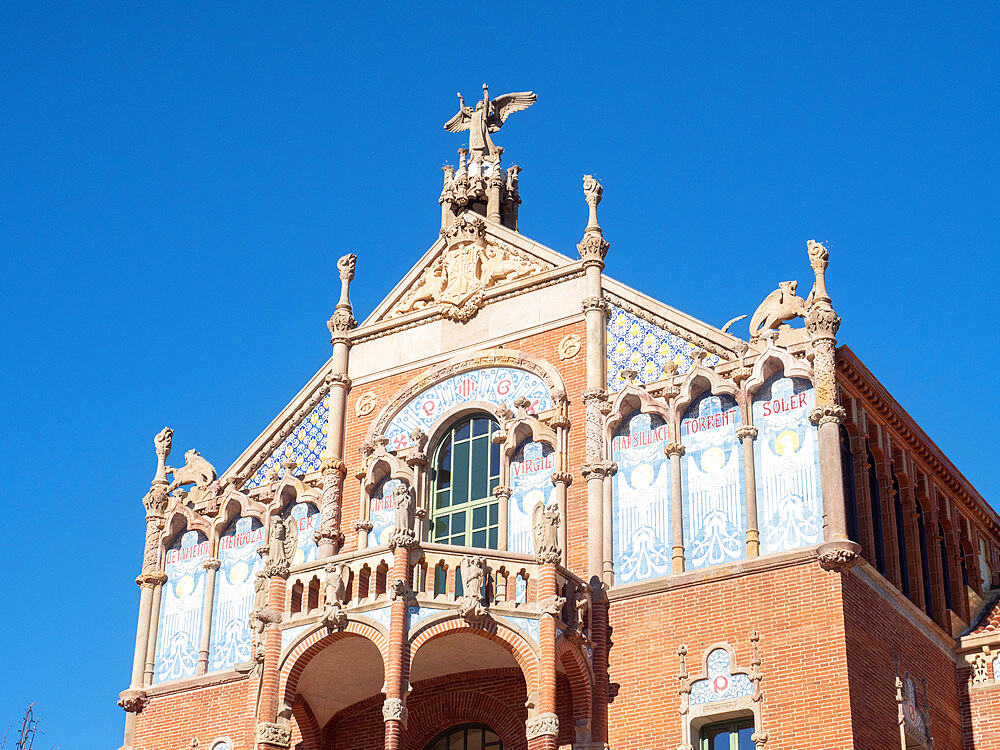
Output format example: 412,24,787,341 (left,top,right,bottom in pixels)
280,624,310,657
689,648,753,705
497,614,540,646
246,394,330,489
607,306,720,392
508,441,556,555
154,530,209,683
